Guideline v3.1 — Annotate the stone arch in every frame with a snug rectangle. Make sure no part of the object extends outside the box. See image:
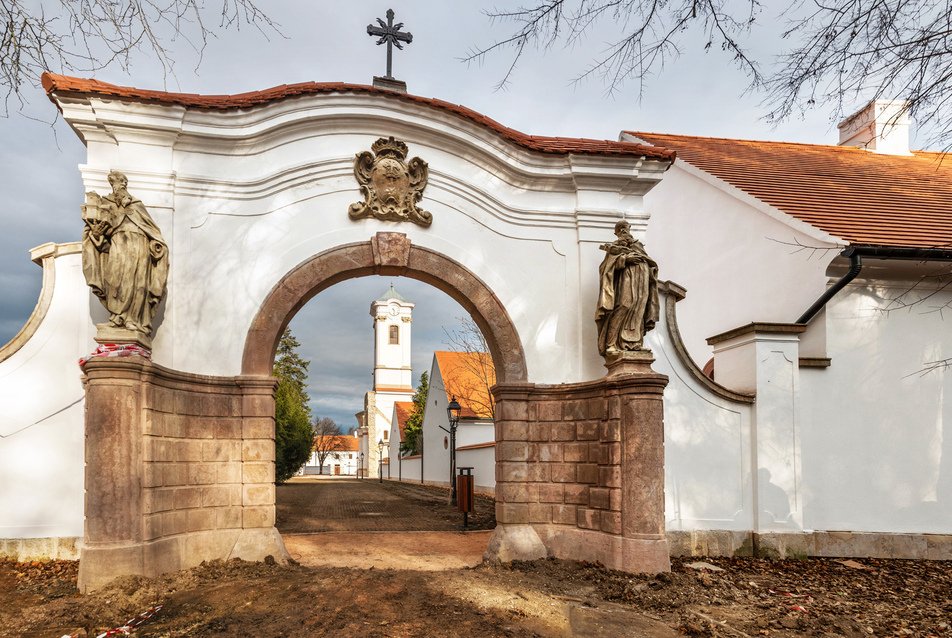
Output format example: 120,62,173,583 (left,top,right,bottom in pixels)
241,233,528,383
